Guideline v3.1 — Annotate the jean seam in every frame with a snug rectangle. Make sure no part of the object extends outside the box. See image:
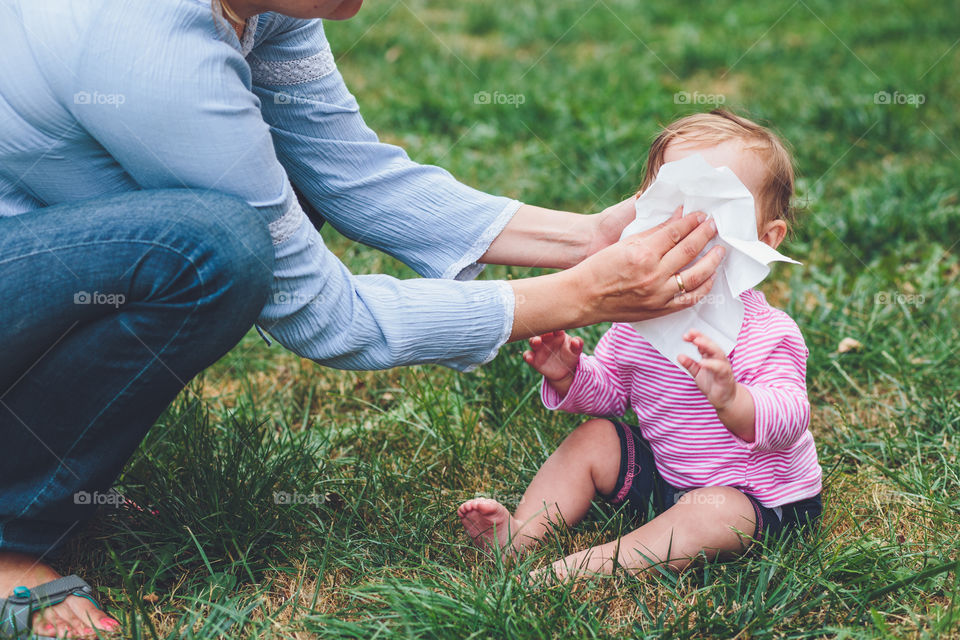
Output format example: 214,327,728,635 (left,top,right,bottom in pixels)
12,242,209,521
0,238,214,269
